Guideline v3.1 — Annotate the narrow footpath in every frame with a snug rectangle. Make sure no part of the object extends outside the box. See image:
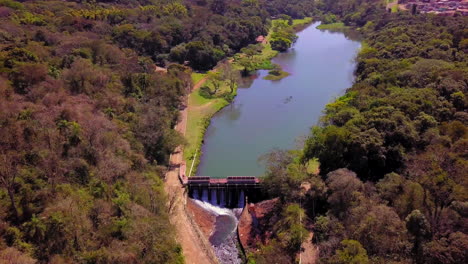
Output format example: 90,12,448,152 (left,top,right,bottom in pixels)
164,76,218,264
